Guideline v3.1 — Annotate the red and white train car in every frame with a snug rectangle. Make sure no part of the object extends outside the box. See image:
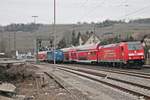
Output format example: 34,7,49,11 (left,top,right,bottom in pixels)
61,47,77,62
37,51,47,62
76,44,99,63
